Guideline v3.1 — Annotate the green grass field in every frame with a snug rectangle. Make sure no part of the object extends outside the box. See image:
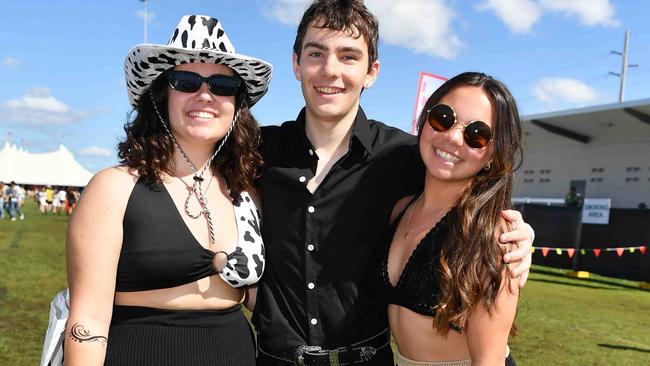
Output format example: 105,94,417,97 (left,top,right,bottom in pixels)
1,201,649,365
